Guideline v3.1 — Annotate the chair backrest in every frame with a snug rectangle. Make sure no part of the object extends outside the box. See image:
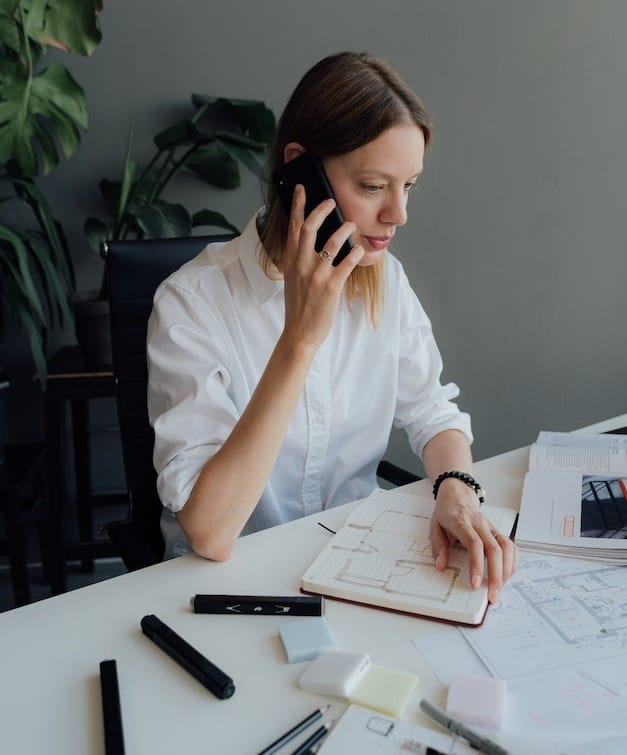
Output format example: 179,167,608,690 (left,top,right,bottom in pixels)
103,234,236,569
